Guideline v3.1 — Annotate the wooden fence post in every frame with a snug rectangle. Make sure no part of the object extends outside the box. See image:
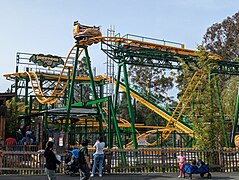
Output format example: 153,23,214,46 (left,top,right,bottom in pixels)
162,148,165,173
218,148,223,172
0,150,3,174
